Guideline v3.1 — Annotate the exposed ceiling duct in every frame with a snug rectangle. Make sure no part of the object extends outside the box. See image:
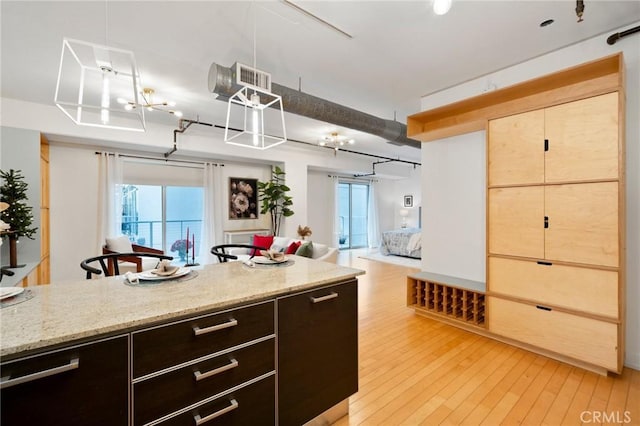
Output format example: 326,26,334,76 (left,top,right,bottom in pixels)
208,63,421,149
